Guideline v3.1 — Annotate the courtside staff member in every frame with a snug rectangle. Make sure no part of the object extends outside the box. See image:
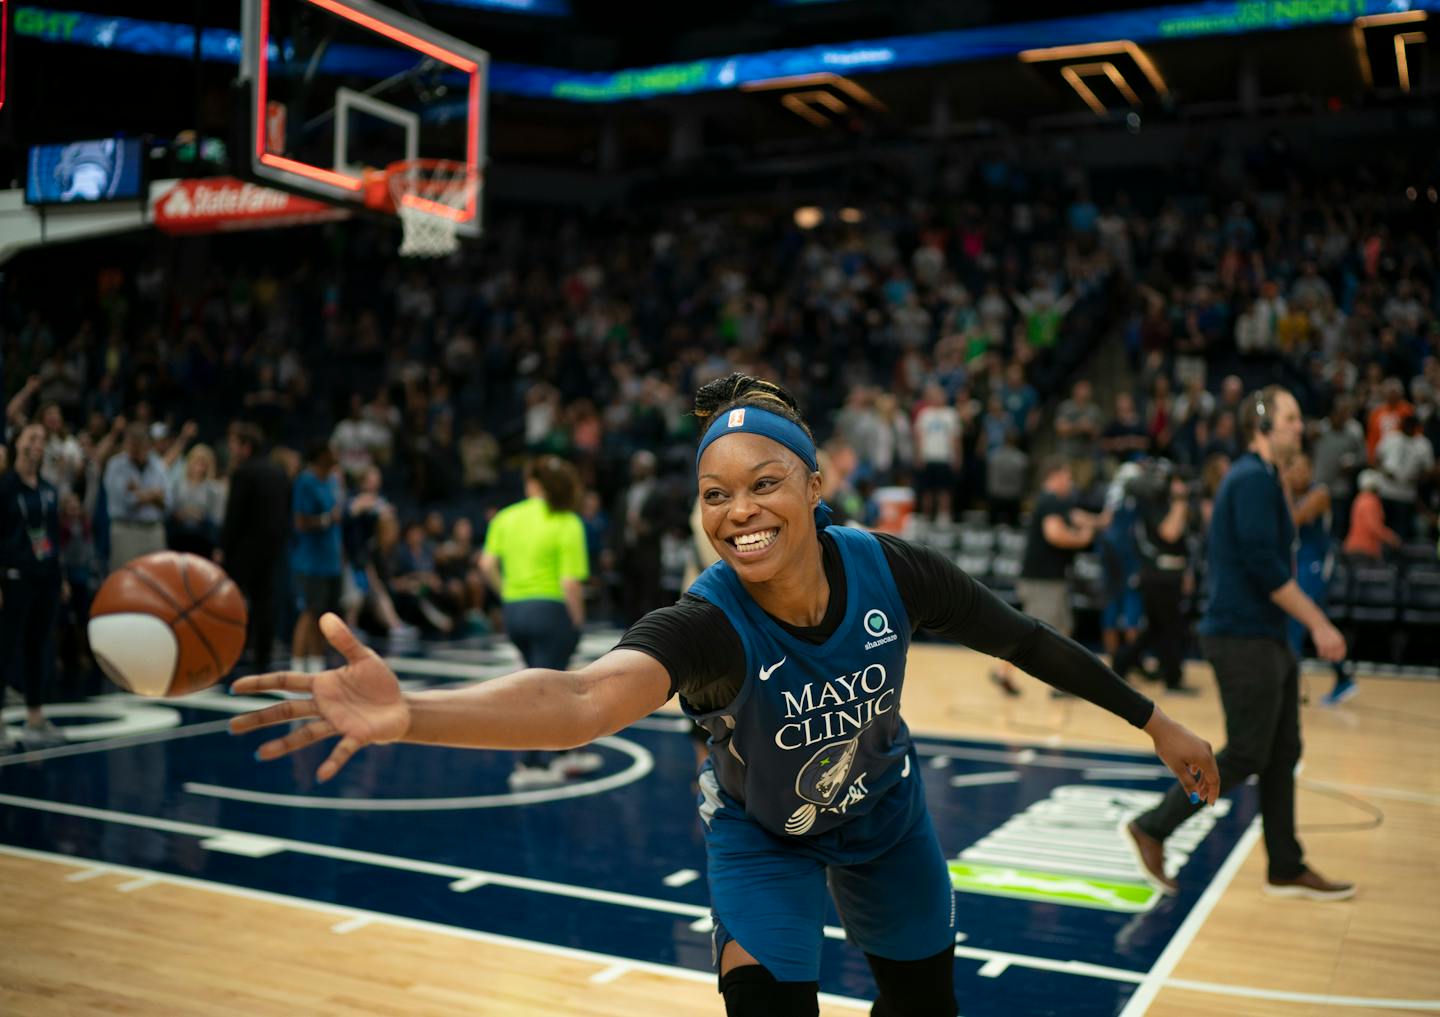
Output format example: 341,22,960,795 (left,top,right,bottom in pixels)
1126,386,1354,901
232,375,1219,1017
479,456,599,788
0,423,68,749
